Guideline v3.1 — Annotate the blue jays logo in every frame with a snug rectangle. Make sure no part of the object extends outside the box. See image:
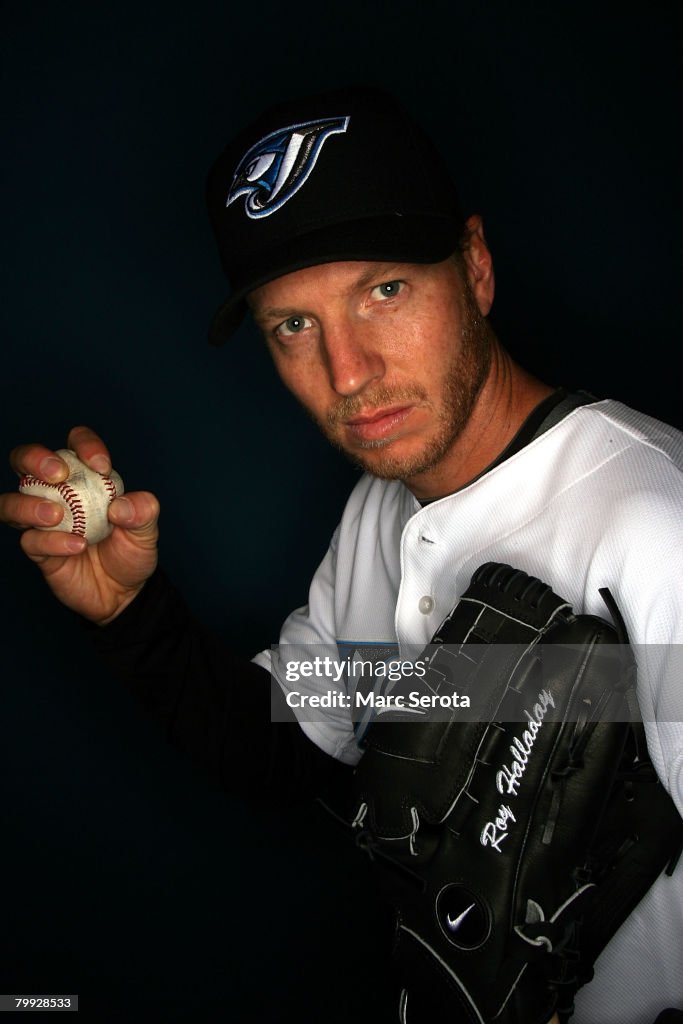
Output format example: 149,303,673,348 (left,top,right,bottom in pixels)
226,115,350,219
